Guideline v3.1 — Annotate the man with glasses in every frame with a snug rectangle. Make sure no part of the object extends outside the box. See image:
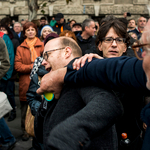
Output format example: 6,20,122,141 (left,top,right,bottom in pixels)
34,36,123,150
